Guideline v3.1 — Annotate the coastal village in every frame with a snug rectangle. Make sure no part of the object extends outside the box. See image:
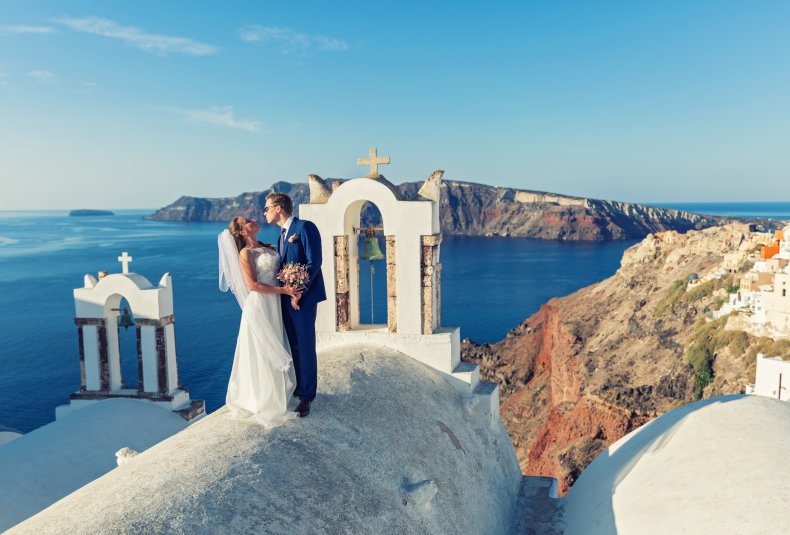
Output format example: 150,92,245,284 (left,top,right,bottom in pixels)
689,223,790,400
